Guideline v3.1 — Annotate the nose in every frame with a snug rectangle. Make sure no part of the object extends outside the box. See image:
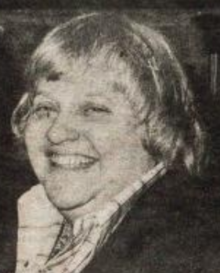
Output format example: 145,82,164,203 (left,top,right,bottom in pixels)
46,115,80,145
